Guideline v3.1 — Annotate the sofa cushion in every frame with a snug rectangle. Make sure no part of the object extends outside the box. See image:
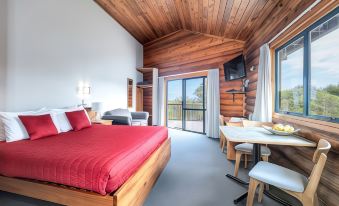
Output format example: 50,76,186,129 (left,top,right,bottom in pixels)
104,109,132,119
